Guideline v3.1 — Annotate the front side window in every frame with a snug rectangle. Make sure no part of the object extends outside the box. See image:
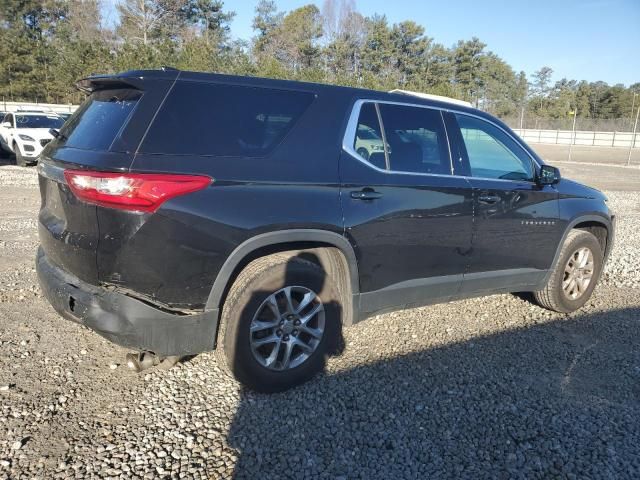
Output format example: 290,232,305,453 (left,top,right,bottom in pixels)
455,114,533,181
141,82,314,157
378,104,450,175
